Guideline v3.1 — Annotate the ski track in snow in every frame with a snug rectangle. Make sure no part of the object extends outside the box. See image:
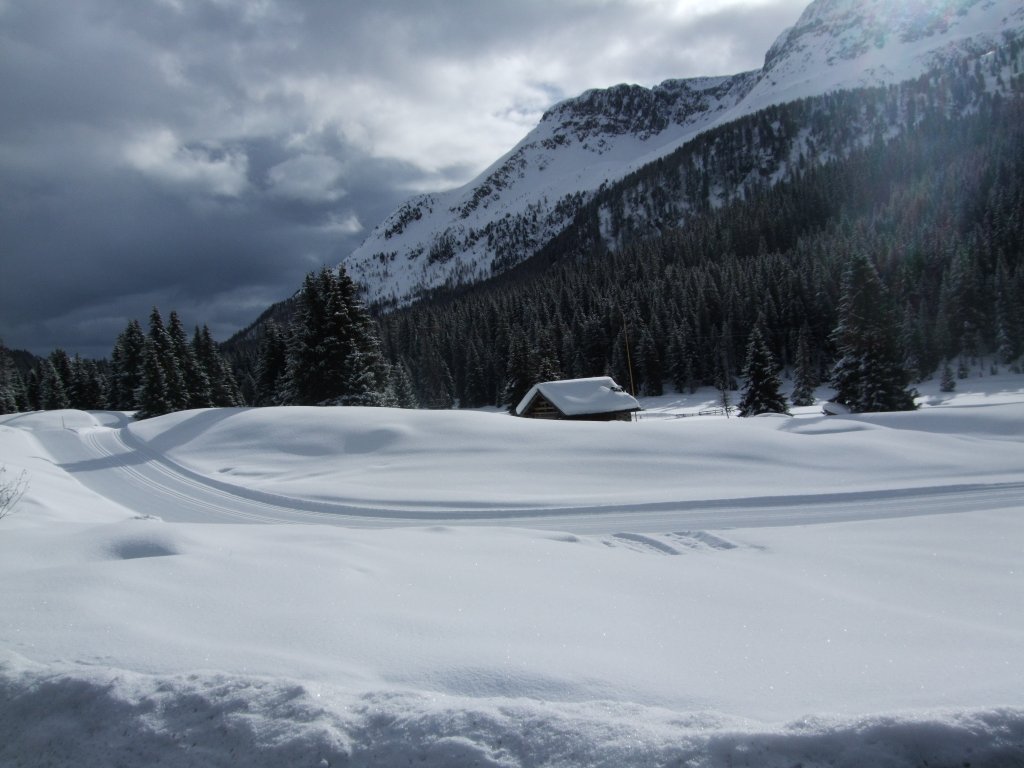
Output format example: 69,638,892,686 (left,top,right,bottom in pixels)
32,421,1024,534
